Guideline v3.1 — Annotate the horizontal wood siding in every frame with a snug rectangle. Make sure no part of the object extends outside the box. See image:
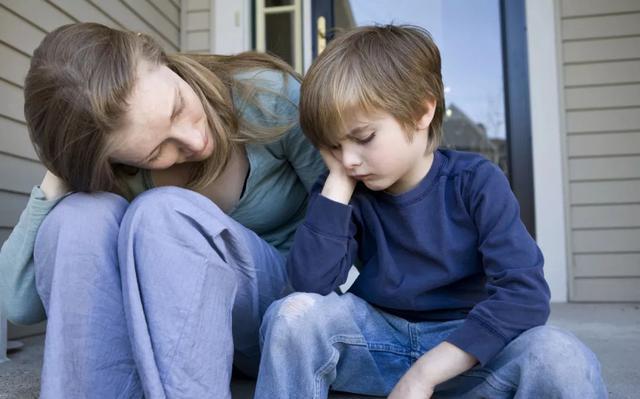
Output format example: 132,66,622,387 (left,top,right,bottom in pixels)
560,0,640,301
183,0,211,52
